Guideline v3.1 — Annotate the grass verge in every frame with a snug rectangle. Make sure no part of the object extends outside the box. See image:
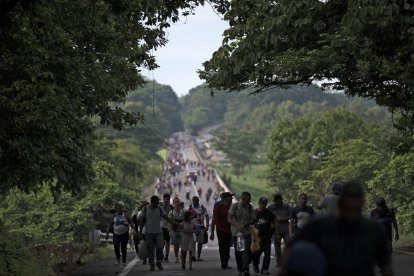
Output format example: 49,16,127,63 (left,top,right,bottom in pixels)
211,162,273,204
394,233,414,248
